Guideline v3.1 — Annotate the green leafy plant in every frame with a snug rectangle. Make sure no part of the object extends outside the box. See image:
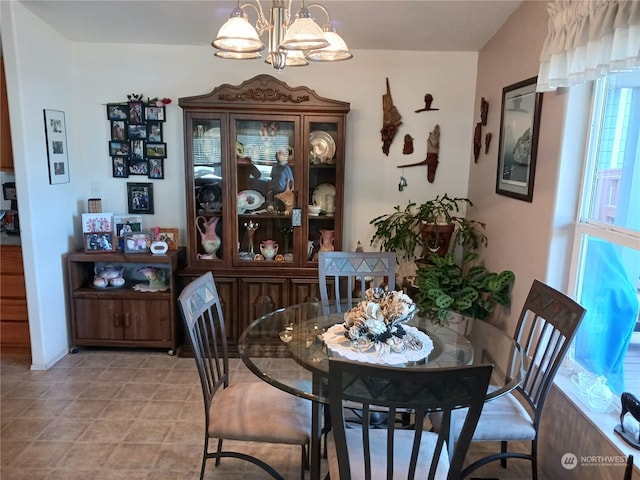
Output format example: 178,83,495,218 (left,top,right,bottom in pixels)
414,252,515,325
369,194,488,262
